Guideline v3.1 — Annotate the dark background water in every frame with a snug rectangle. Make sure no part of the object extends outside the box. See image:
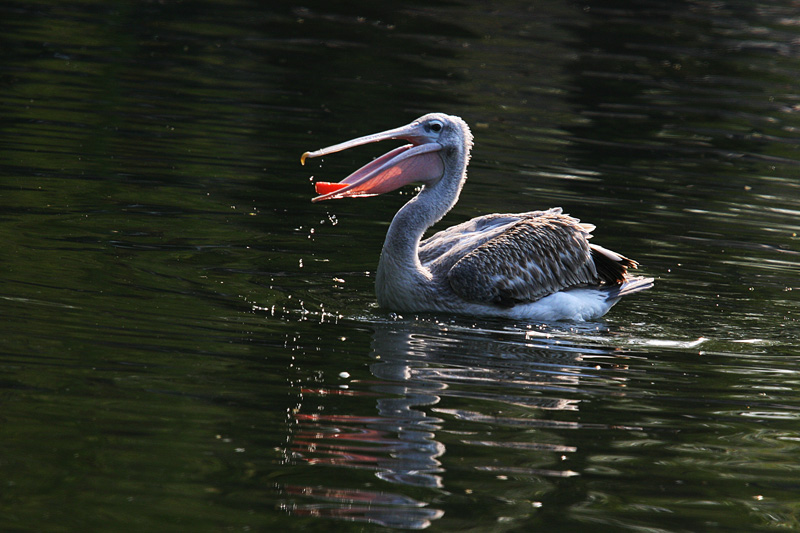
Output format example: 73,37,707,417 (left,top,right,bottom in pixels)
2,1,800,531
